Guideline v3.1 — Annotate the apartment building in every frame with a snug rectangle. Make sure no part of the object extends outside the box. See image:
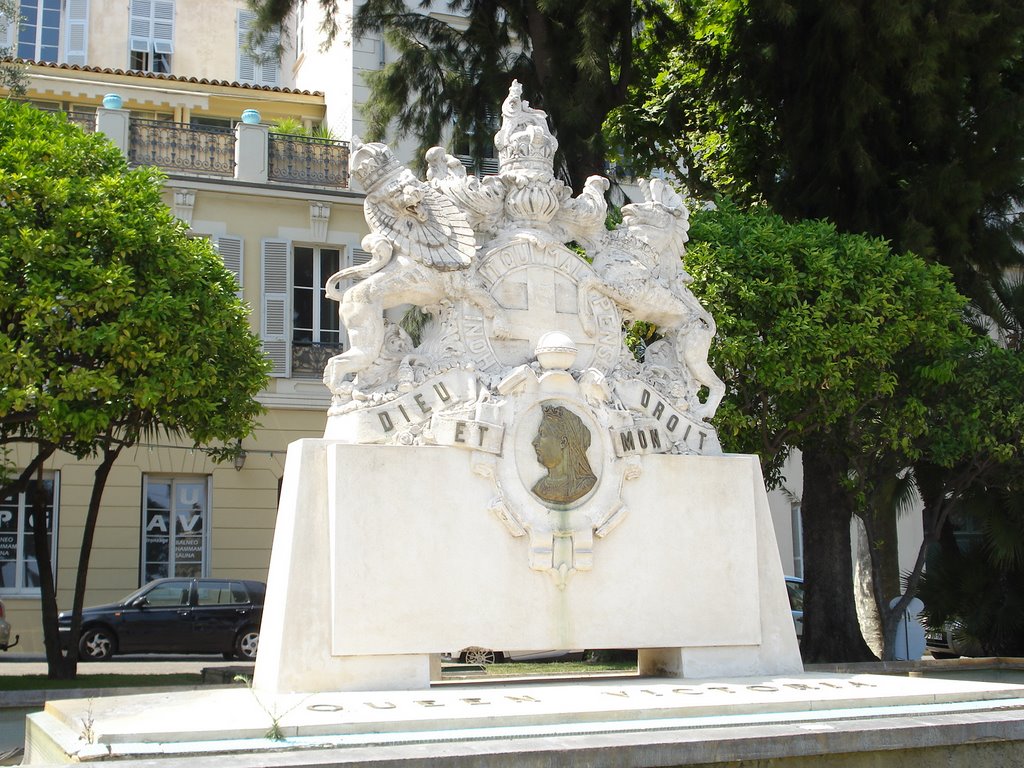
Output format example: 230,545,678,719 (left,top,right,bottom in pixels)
0,0,392,651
